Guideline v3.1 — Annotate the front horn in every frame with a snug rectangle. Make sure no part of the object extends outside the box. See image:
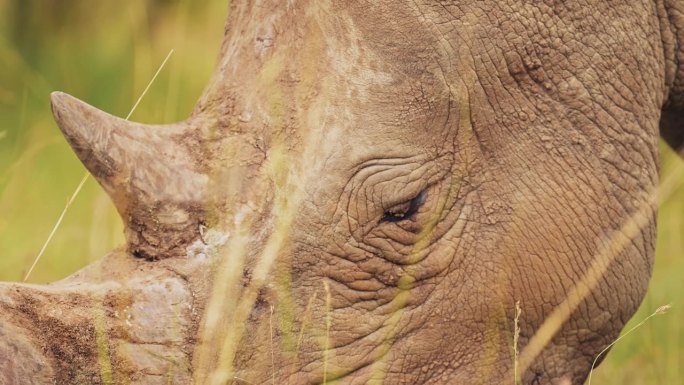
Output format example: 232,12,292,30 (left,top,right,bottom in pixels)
50,92,209,260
